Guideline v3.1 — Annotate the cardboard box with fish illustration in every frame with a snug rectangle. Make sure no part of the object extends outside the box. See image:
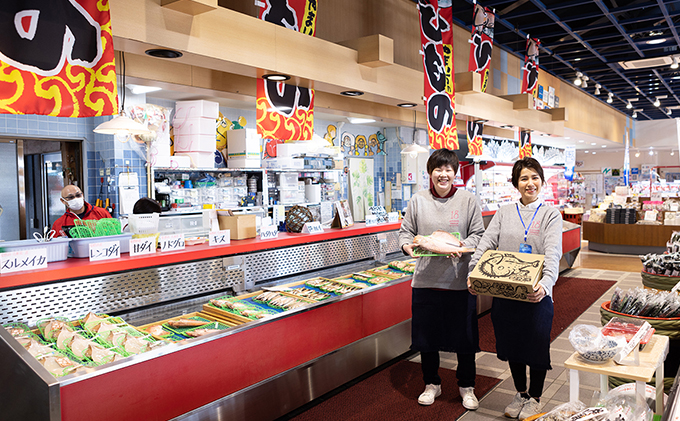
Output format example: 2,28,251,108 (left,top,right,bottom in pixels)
469,250,544,302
